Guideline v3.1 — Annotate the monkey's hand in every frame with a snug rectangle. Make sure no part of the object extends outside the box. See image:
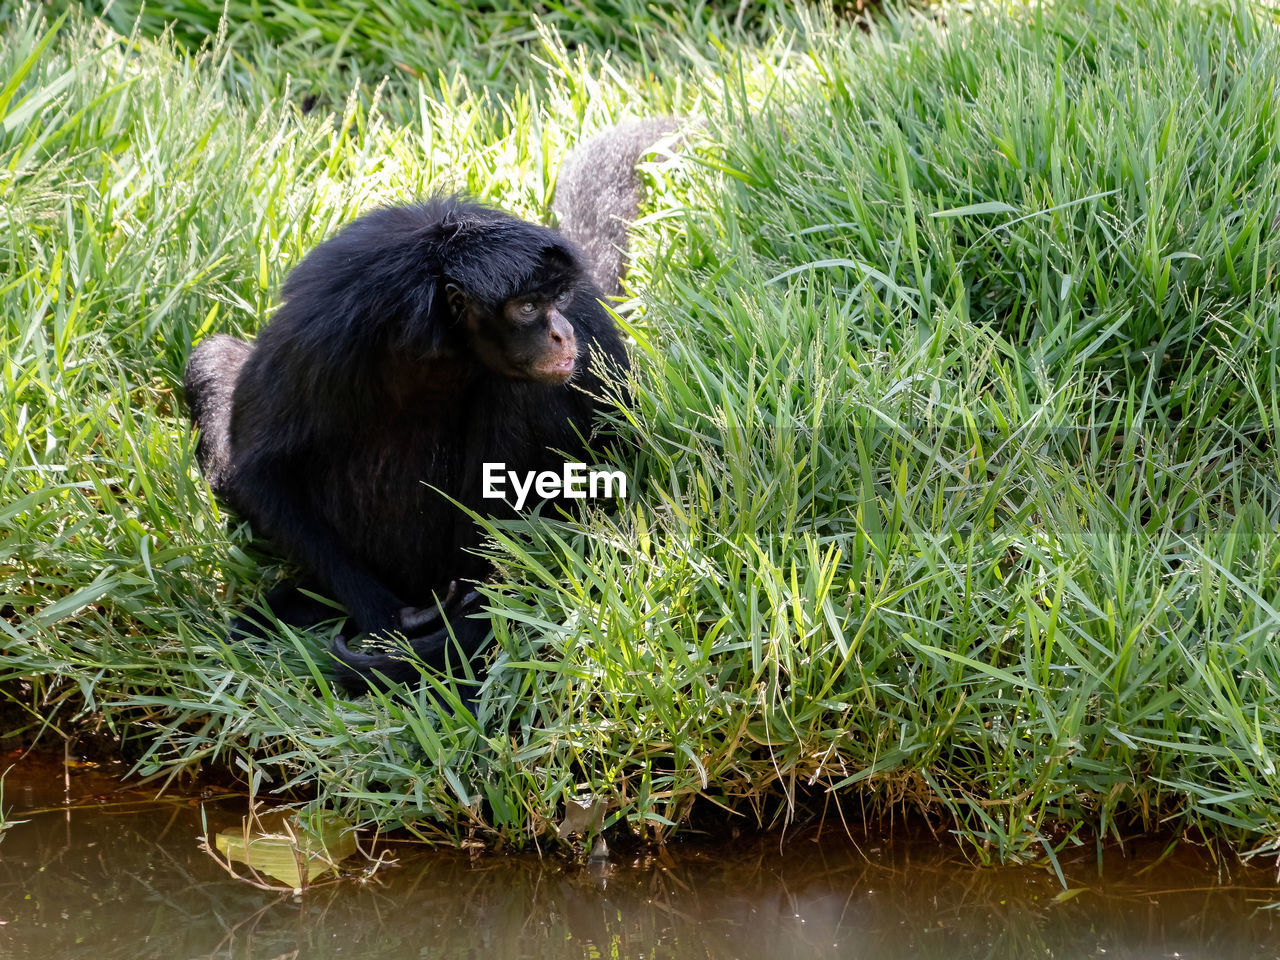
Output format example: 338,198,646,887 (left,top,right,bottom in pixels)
331,581,490,693
397,580,482,636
